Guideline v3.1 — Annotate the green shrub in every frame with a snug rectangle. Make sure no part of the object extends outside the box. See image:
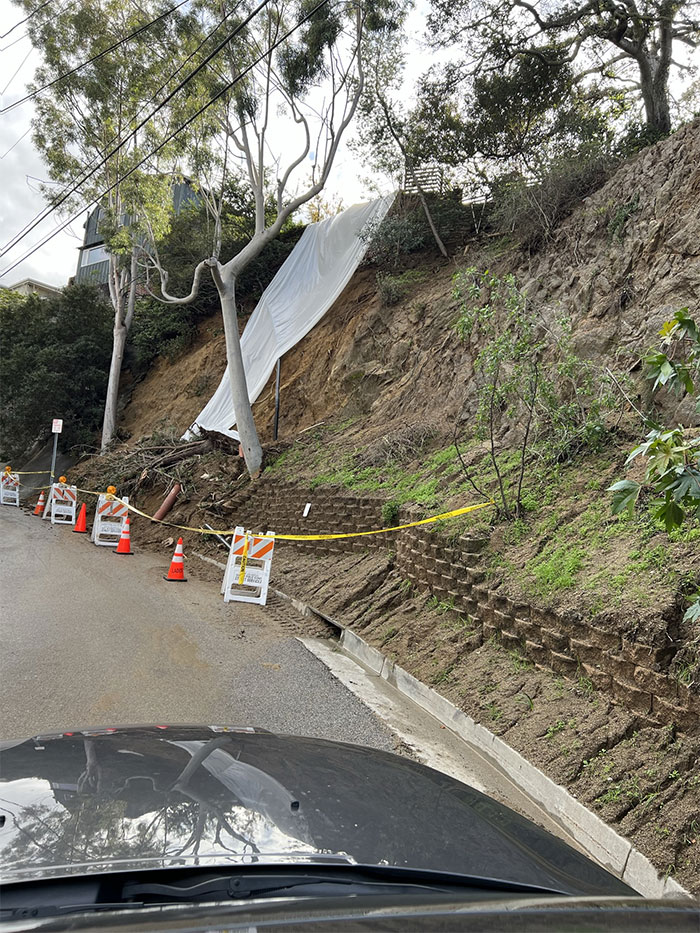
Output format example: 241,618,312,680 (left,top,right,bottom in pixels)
490,146,618,249
0,286,112,460
360,213,427,268
381,501,400,526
